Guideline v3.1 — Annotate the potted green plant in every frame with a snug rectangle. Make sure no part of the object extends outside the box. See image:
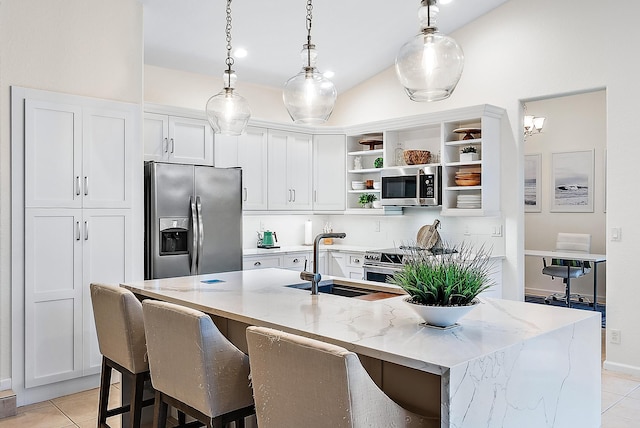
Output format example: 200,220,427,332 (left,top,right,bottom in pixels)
460,146,479,162
388,243,494,327
374,157,384,168
358,193,377,208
